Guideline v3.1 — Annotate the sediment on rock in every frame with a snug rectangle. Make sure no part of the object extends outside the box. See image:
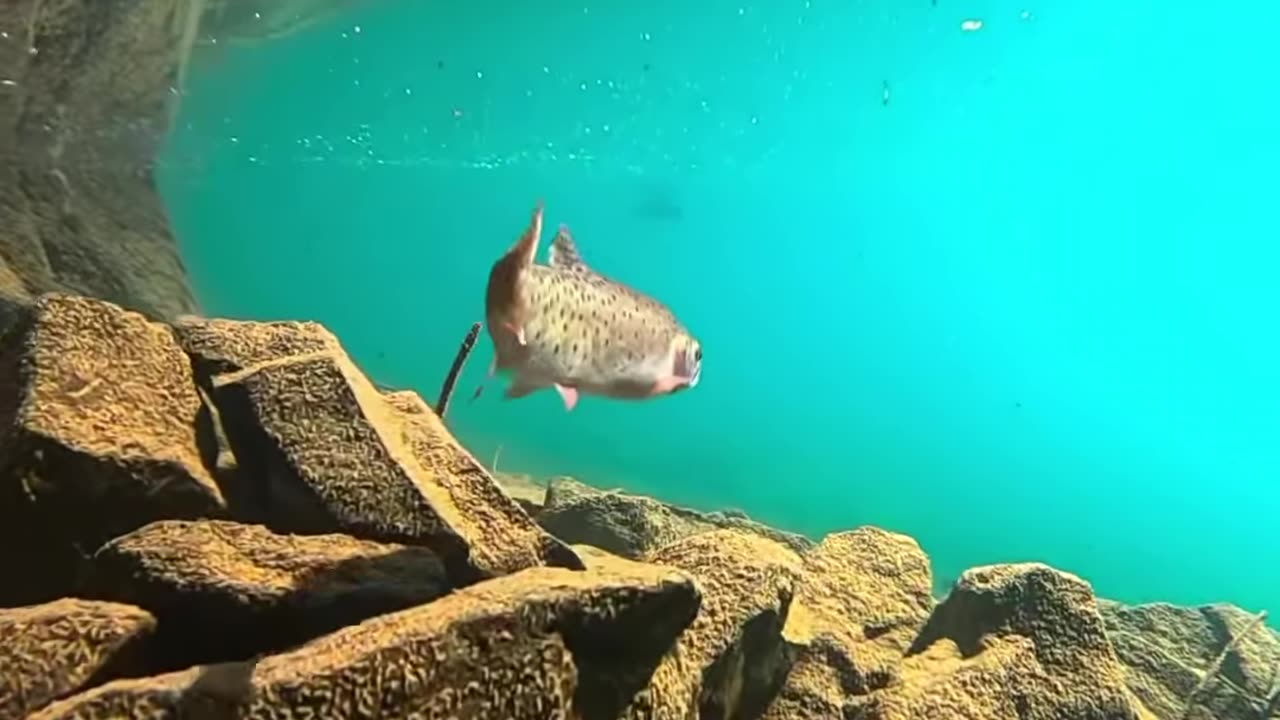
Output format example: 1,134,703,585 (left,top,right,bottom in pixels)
31,562,700,720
